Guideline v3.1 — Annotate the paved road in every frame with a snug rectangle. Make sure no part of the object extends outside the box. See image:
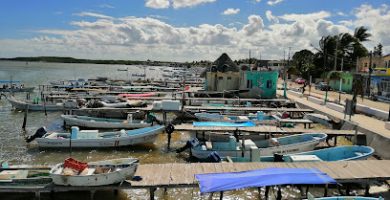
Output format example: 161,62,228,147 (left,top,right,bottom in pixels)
277,89,390,139
280,80,390,112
